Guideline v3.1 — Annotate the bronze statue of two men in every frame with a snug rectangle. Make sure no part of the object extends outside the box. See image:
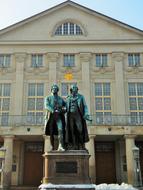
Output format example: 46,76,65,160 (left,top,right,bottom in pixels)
44,84,92,151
